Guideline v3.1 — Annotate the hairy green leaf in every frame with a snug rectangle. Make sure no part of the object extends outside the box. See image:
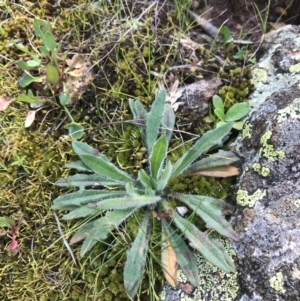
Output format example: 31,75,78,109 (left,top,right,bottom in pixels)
52,190,127,210
149,135,167,181
161,102,175,143
79,208,136,256
172,122,233,177
80,154,134,183
124,211,151,299
138,169,152,189
156,160,172,192
97,195,161,210
172,211,236,273
55,174,123,187
184,150,240,174
162,220,199,286
65,160,91,172
214,108,226,121
225,102,250,121
72,142,133,183
212,95,224,111
146,90,166,153
129,98,147,139
173,193,239,241
62,205,99,220
72,141,102,157
125,183,143,196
